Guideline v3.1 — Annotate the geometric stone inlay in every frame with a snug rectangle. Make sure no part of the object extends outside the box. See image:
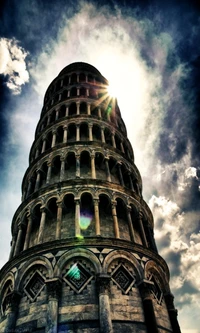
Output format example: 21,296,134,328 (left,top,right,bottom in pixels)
148,273,163,304
63,262,93,294
111,263,136,294
24,271,45,302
